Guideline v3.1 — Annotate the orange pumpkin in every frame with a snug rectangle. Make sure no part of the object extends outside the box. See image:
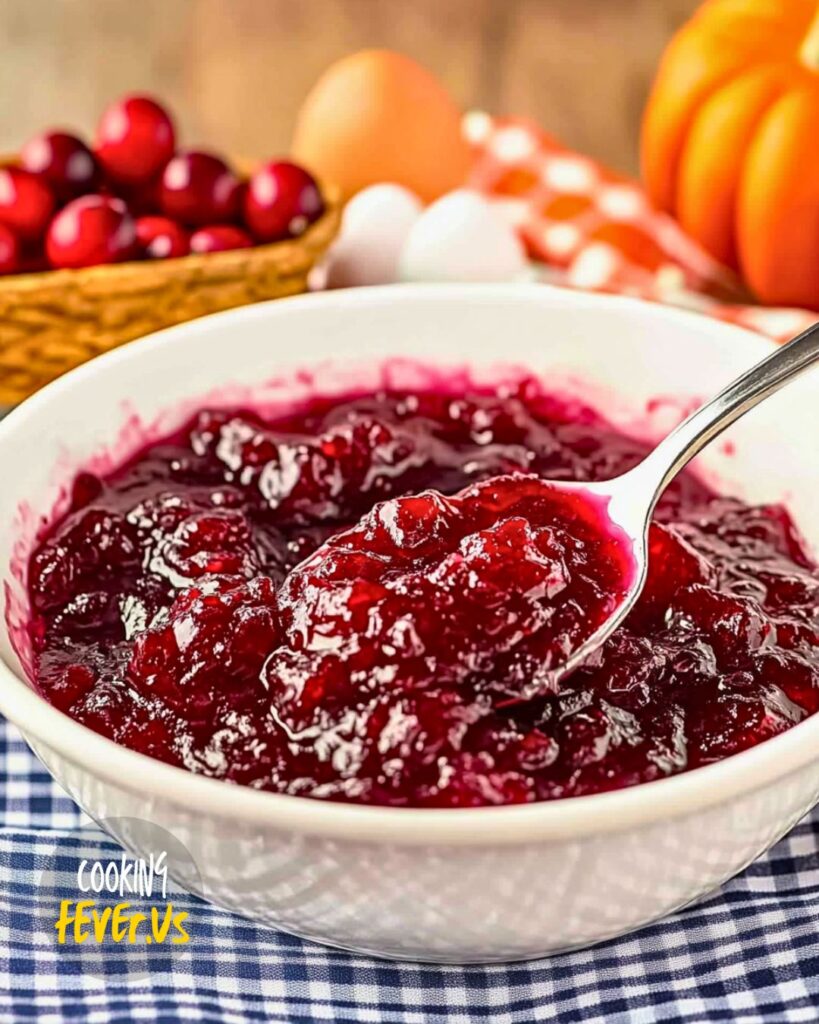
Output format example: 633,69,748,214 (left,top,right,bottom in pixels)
642,0,819,309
